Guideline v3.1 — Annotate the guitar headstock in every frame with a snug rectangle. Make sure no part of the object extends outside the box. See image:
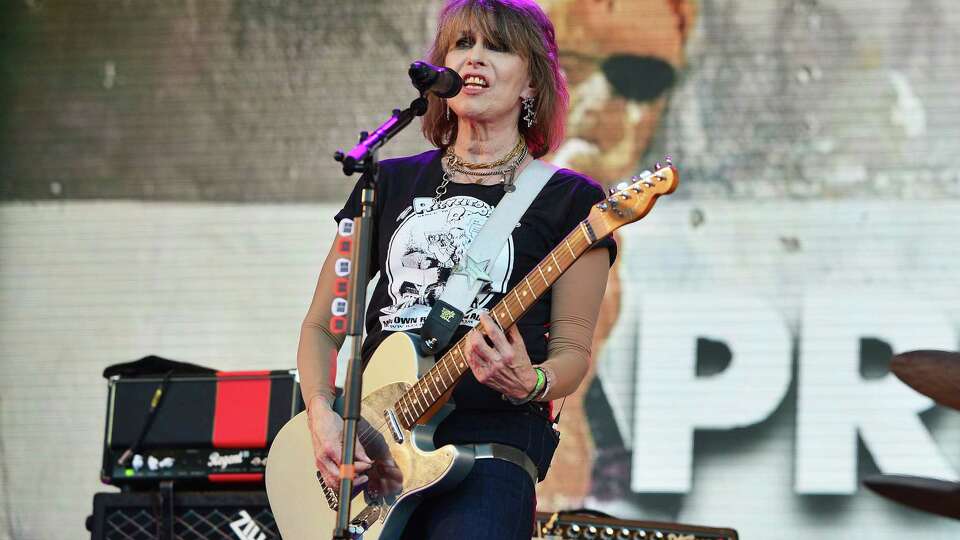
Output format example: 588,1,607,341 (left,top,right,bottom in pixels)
588,157,679,237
